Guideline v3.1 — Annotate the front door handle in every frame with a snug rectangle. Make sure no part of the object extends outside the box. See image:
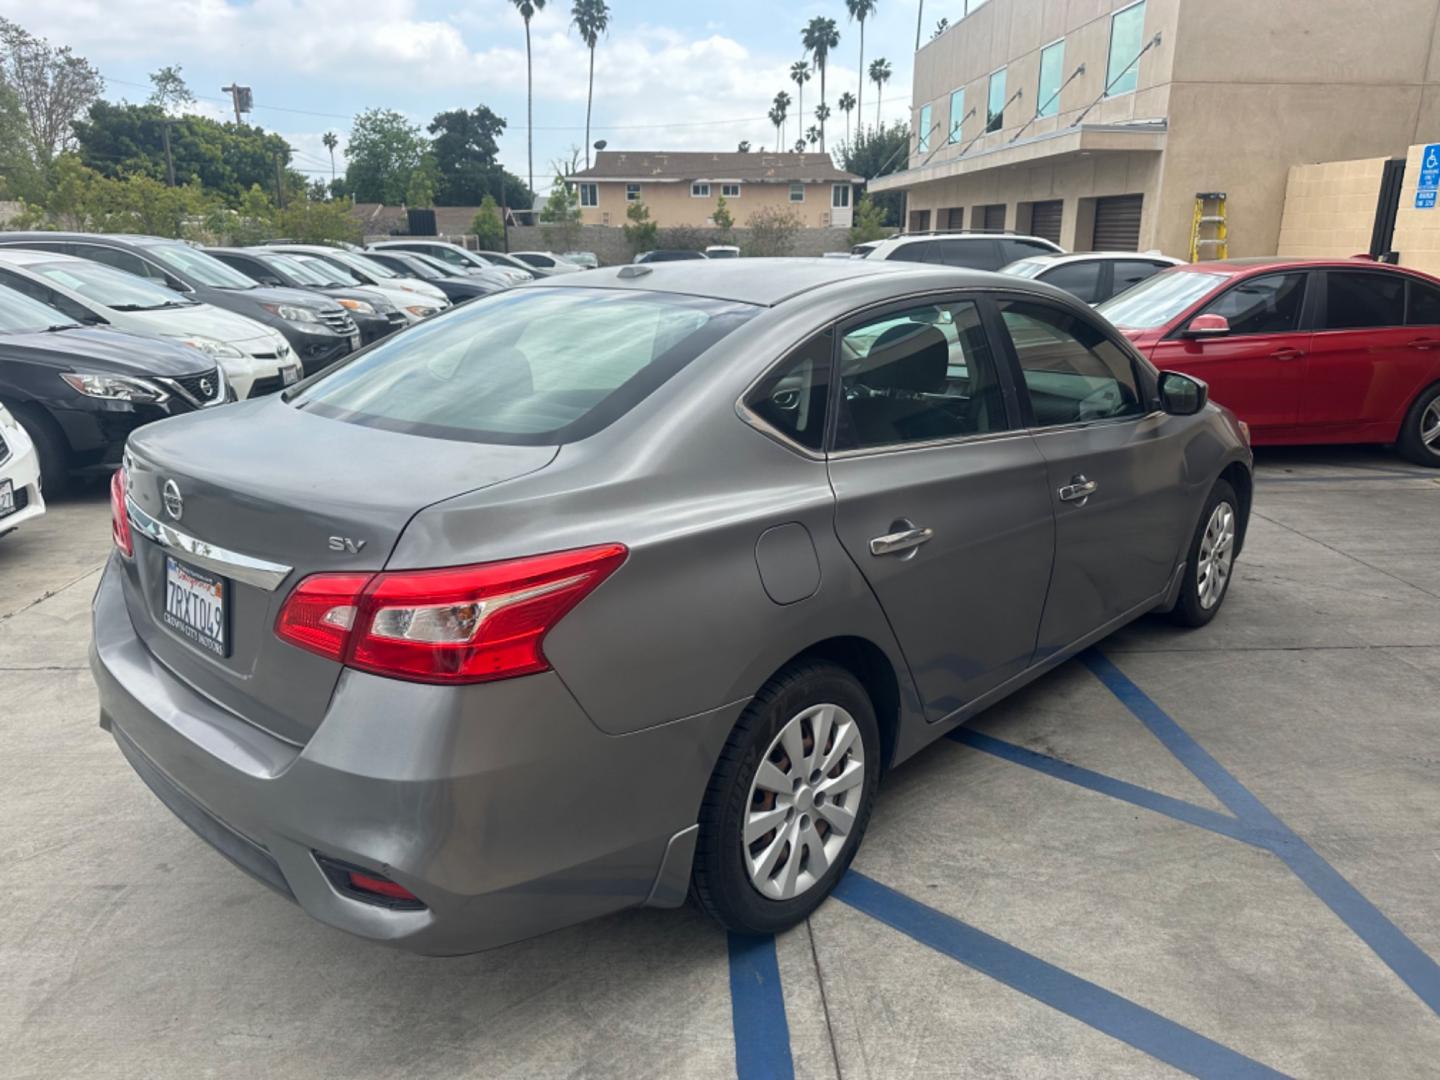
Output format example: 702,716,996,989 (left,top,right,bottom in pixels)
869,526,935,556
1058,476,1098,504
1410,338,1439,351
1270,347,1303,362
